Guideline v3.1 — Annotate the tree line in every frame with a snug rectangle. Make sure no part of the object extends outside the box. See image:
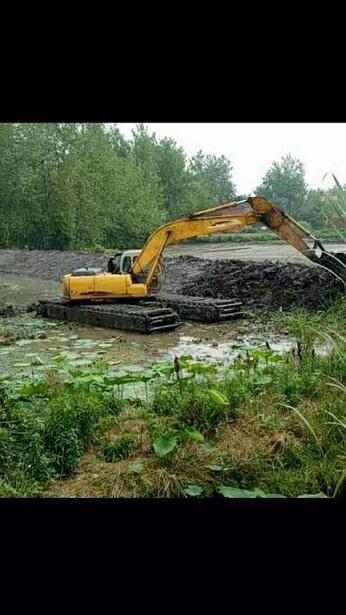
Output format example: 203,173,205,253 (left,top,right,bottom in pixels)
0,123,341,250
